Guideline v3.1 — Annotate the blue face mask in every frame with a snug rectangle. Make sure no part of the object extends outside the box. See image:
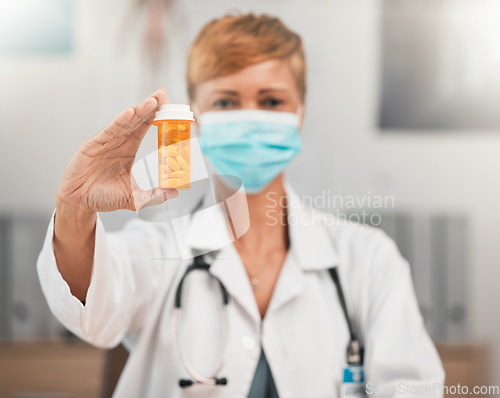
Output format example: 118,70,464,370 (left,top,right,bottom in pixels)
198,109,302,194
